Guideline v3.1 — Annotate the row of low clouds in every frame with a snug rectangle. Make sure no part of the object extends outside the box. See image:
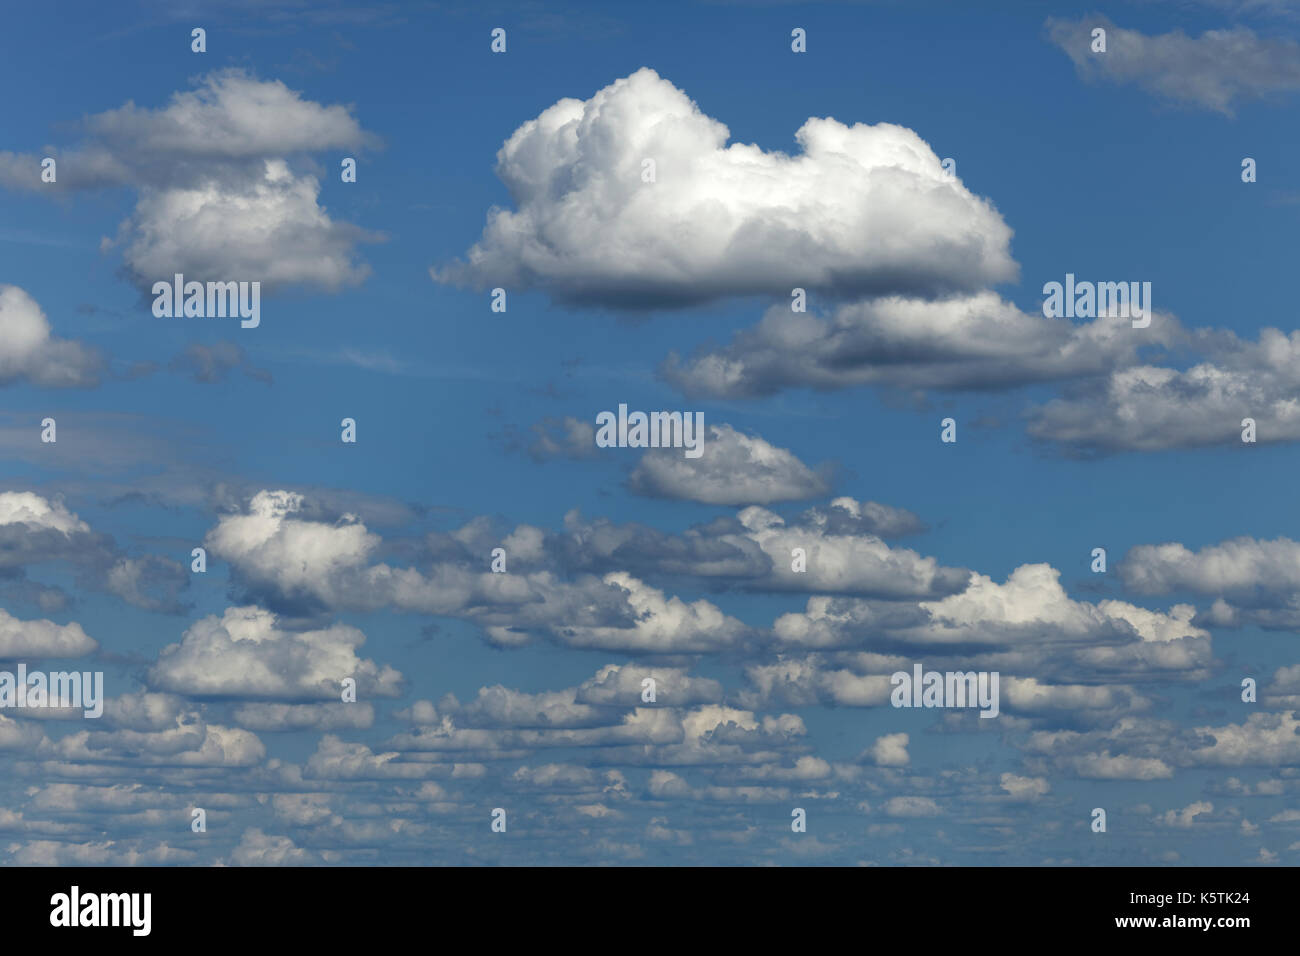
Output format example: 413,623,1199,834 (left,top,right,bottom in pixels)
0,483,1275,675
7,483,1294,670
1,485,1299,862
